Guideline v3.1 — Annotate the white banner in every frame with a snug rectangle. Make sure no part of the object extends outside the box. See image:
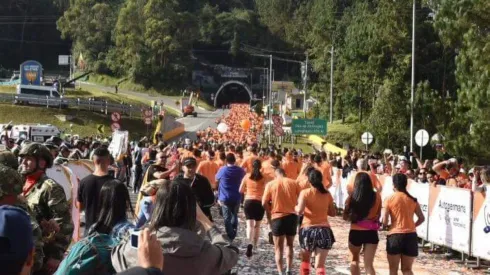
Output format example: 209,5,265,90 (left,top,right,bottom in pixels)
428,186,472,253
407,182,430,239
471,191,490,260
